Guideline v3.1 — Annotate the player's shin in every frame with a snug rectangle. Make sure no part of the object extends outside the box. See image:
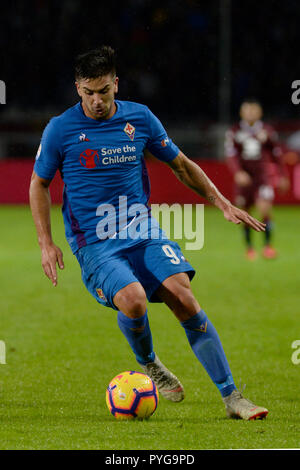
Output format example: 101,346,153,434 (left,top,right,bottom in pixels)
181,310,236,397
244,225,252,247
117,310,155,365
263,216,272,245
